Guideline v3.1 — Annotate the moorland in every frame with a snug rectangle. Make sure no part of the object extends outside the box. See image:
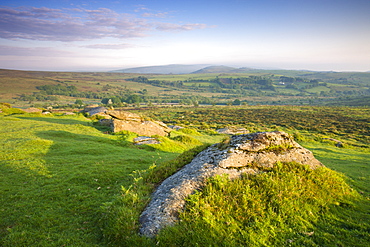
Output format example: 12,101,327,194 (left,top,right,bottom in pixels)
0,67,369,246
0,66,369,108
